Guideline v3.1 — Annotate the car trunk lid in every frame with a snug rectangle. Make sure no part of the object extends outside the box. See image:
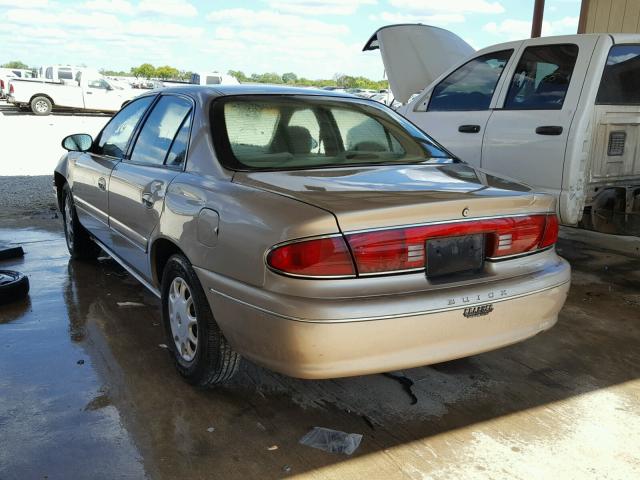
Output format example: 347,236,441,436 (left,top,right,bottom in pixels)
363,24,475,104
233,163,555,233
